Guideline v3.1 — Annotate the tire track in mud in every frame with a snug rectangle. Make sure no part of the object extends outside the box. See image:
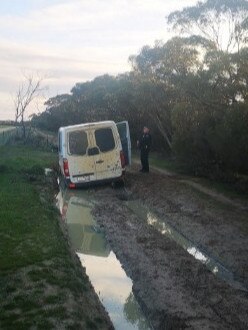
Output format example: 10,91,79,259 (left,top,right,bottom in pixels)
124,197,248,293
133,159,248,212
91,182,248,330
127,167,248,288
